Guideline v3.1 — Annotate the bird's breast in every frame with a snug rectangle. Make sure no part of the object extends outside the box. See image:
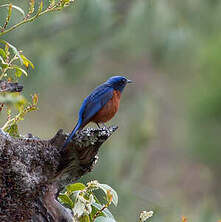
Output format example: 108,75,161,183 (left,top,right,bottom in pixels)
91,90,121,123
